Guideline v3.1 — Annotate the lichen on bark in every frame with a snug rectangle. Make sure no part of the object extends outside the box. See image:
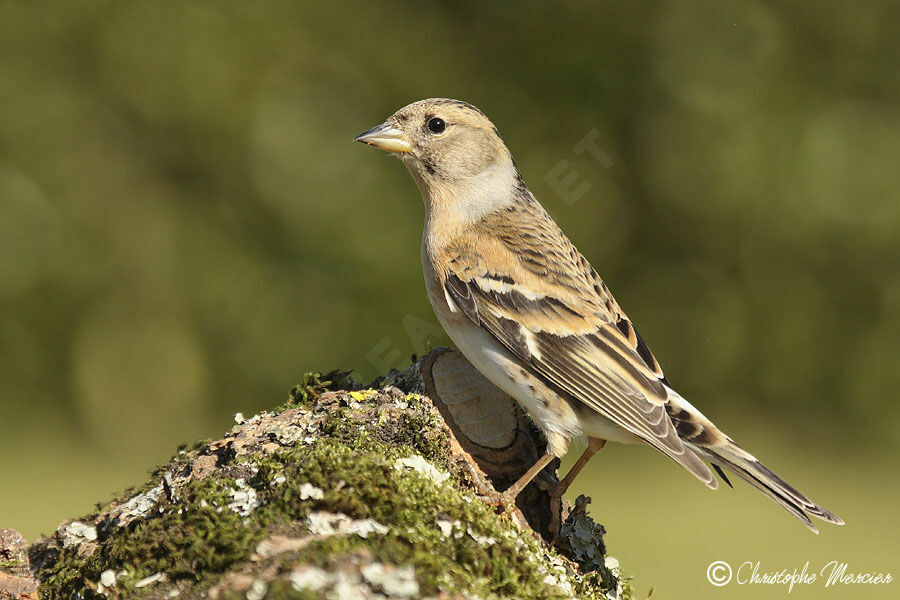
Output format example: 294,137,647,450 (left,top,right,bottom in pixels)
11,349,632,600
